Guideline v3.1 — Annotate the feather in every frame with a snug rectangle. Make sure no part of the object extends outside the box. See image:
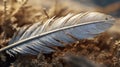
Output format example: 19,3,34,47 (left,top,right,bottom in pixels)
0,12,115,56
